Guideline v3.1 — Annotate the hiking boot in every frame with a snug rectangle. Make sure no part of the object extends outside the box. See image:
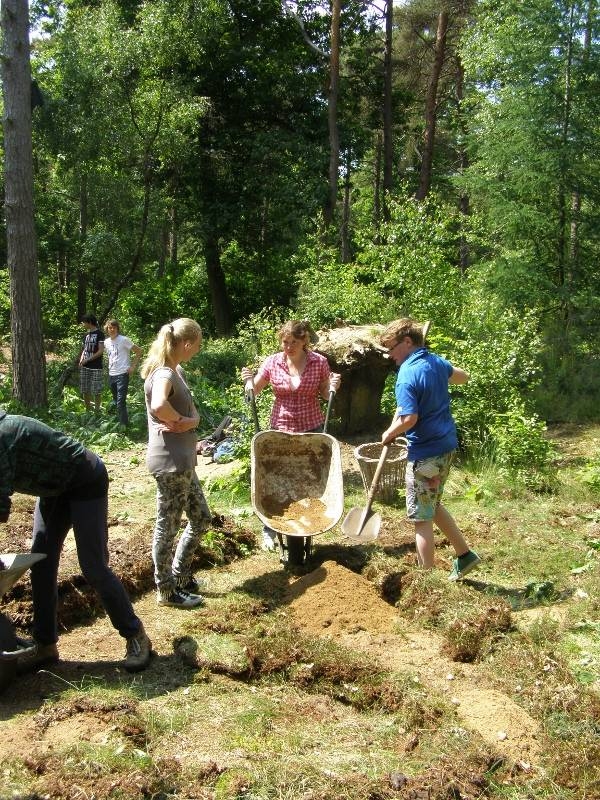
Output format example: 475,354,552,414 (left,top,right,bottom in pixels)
448,550,482,582
123,623,152,673
174,574,207,595
157,588,204,608
16,640,59,674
